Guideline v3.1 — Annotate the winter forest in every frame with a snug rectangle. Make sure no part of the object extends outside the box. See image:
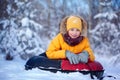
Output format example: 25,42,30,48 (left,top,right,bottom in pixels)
0,0,120,80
